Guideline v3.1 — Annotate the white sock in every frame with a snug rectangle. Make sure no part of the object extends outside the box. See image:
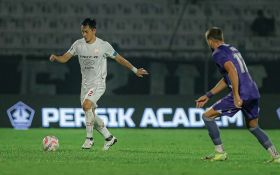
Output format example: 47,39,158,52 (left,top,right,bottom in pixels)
85,109,95,138
98,127,111,139
267,145,280,158
93,114,111,139
215,144,224,153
